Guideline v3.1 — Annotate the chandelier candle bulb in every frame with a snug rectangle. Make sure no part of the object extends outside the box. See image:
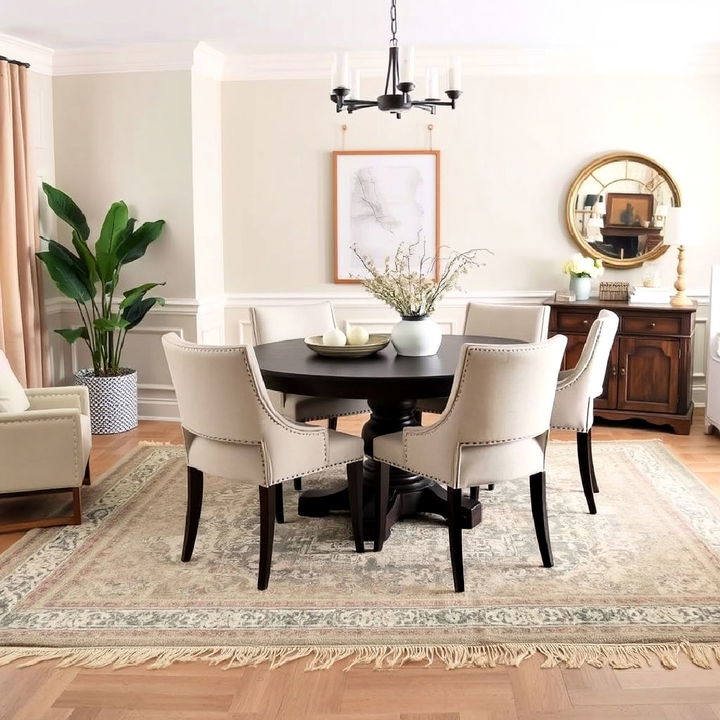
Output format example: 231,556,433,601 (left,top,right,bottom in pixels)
400,45,415,85
349,69,361,100
336,52,350,89
448,56,462,91
426,67,440,99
